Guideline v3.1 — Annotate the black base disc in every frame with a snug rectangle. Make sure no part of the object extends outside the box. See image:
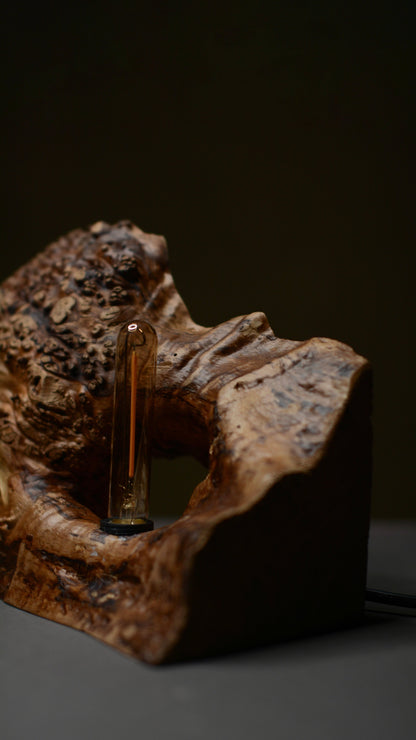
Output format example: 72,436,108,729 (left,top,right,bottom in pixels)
100,518,154,536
